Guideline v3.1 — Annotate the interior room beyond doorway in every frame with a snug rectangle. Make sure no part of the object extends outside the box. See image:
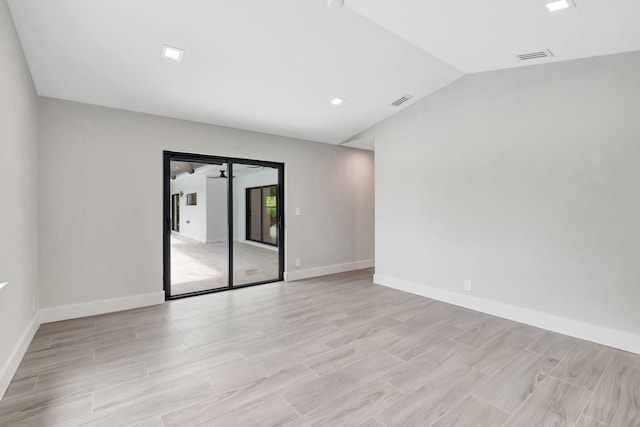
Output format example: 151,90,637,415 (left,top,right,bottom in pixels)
166,155,283,298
